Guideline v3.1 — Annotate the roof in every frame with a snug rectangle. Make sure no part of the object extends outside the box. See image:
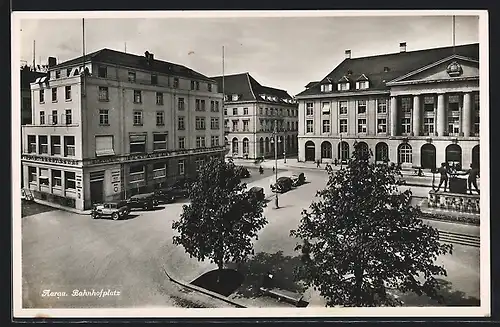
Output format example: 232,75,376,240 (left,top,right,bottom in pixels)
52,48,214,82
211,72,295,104
20,68,46,89
305,81,320,88
296,43,479,97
